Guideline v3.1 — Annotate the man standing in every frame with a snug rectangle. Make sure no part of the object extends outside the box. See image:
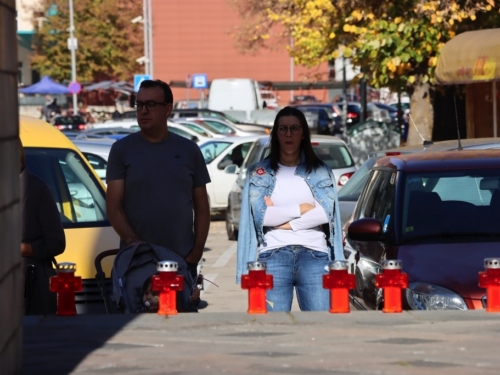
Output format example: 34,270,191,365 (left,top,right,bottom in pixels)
106,79,211,275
